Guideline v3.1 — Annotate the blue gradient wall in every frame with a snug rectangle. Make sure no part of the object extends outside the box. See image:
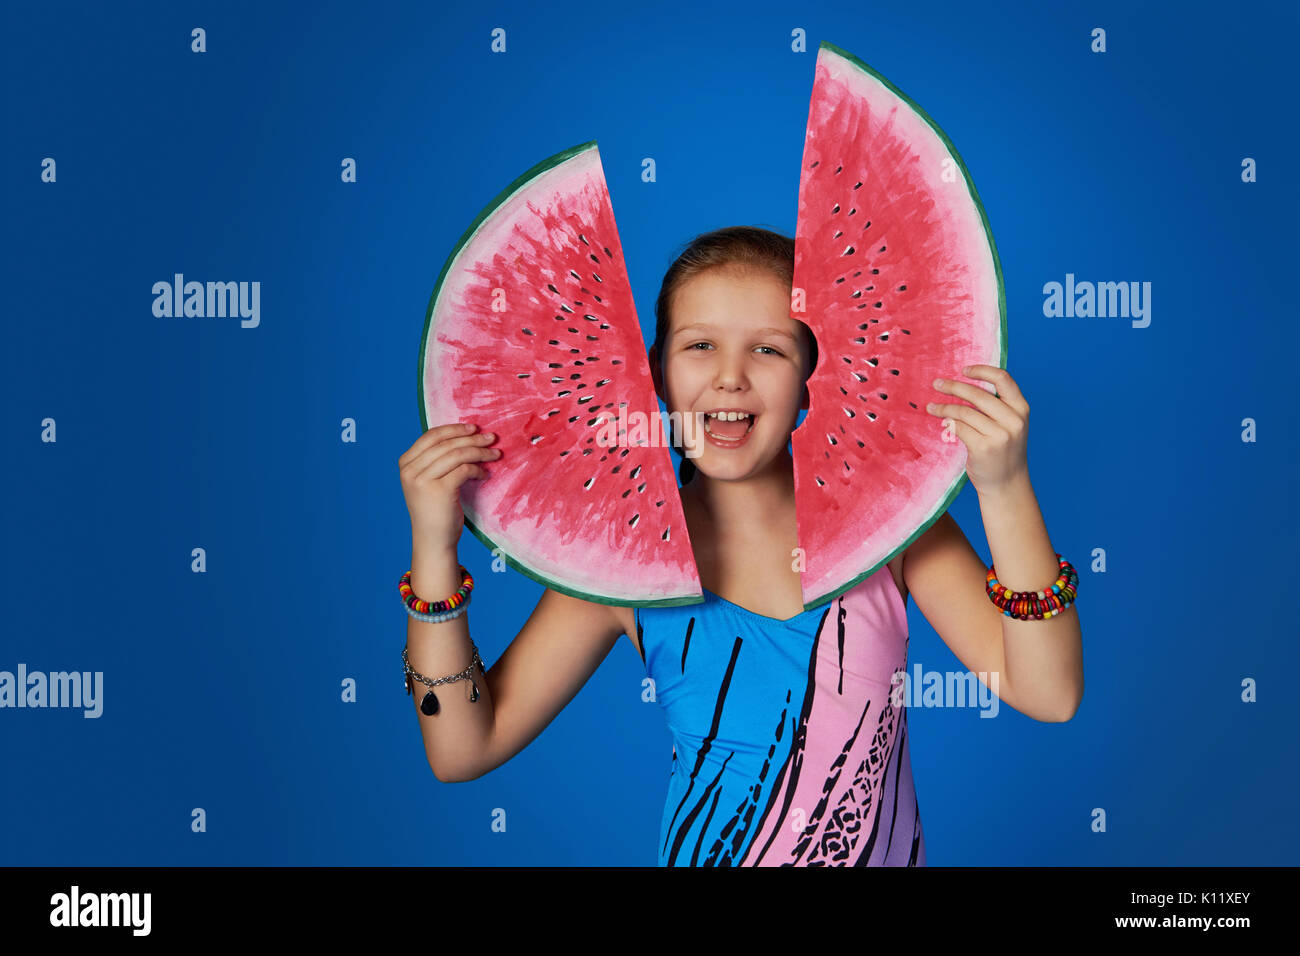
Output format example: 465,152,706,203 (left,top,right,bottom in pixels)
2,0,1296,865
